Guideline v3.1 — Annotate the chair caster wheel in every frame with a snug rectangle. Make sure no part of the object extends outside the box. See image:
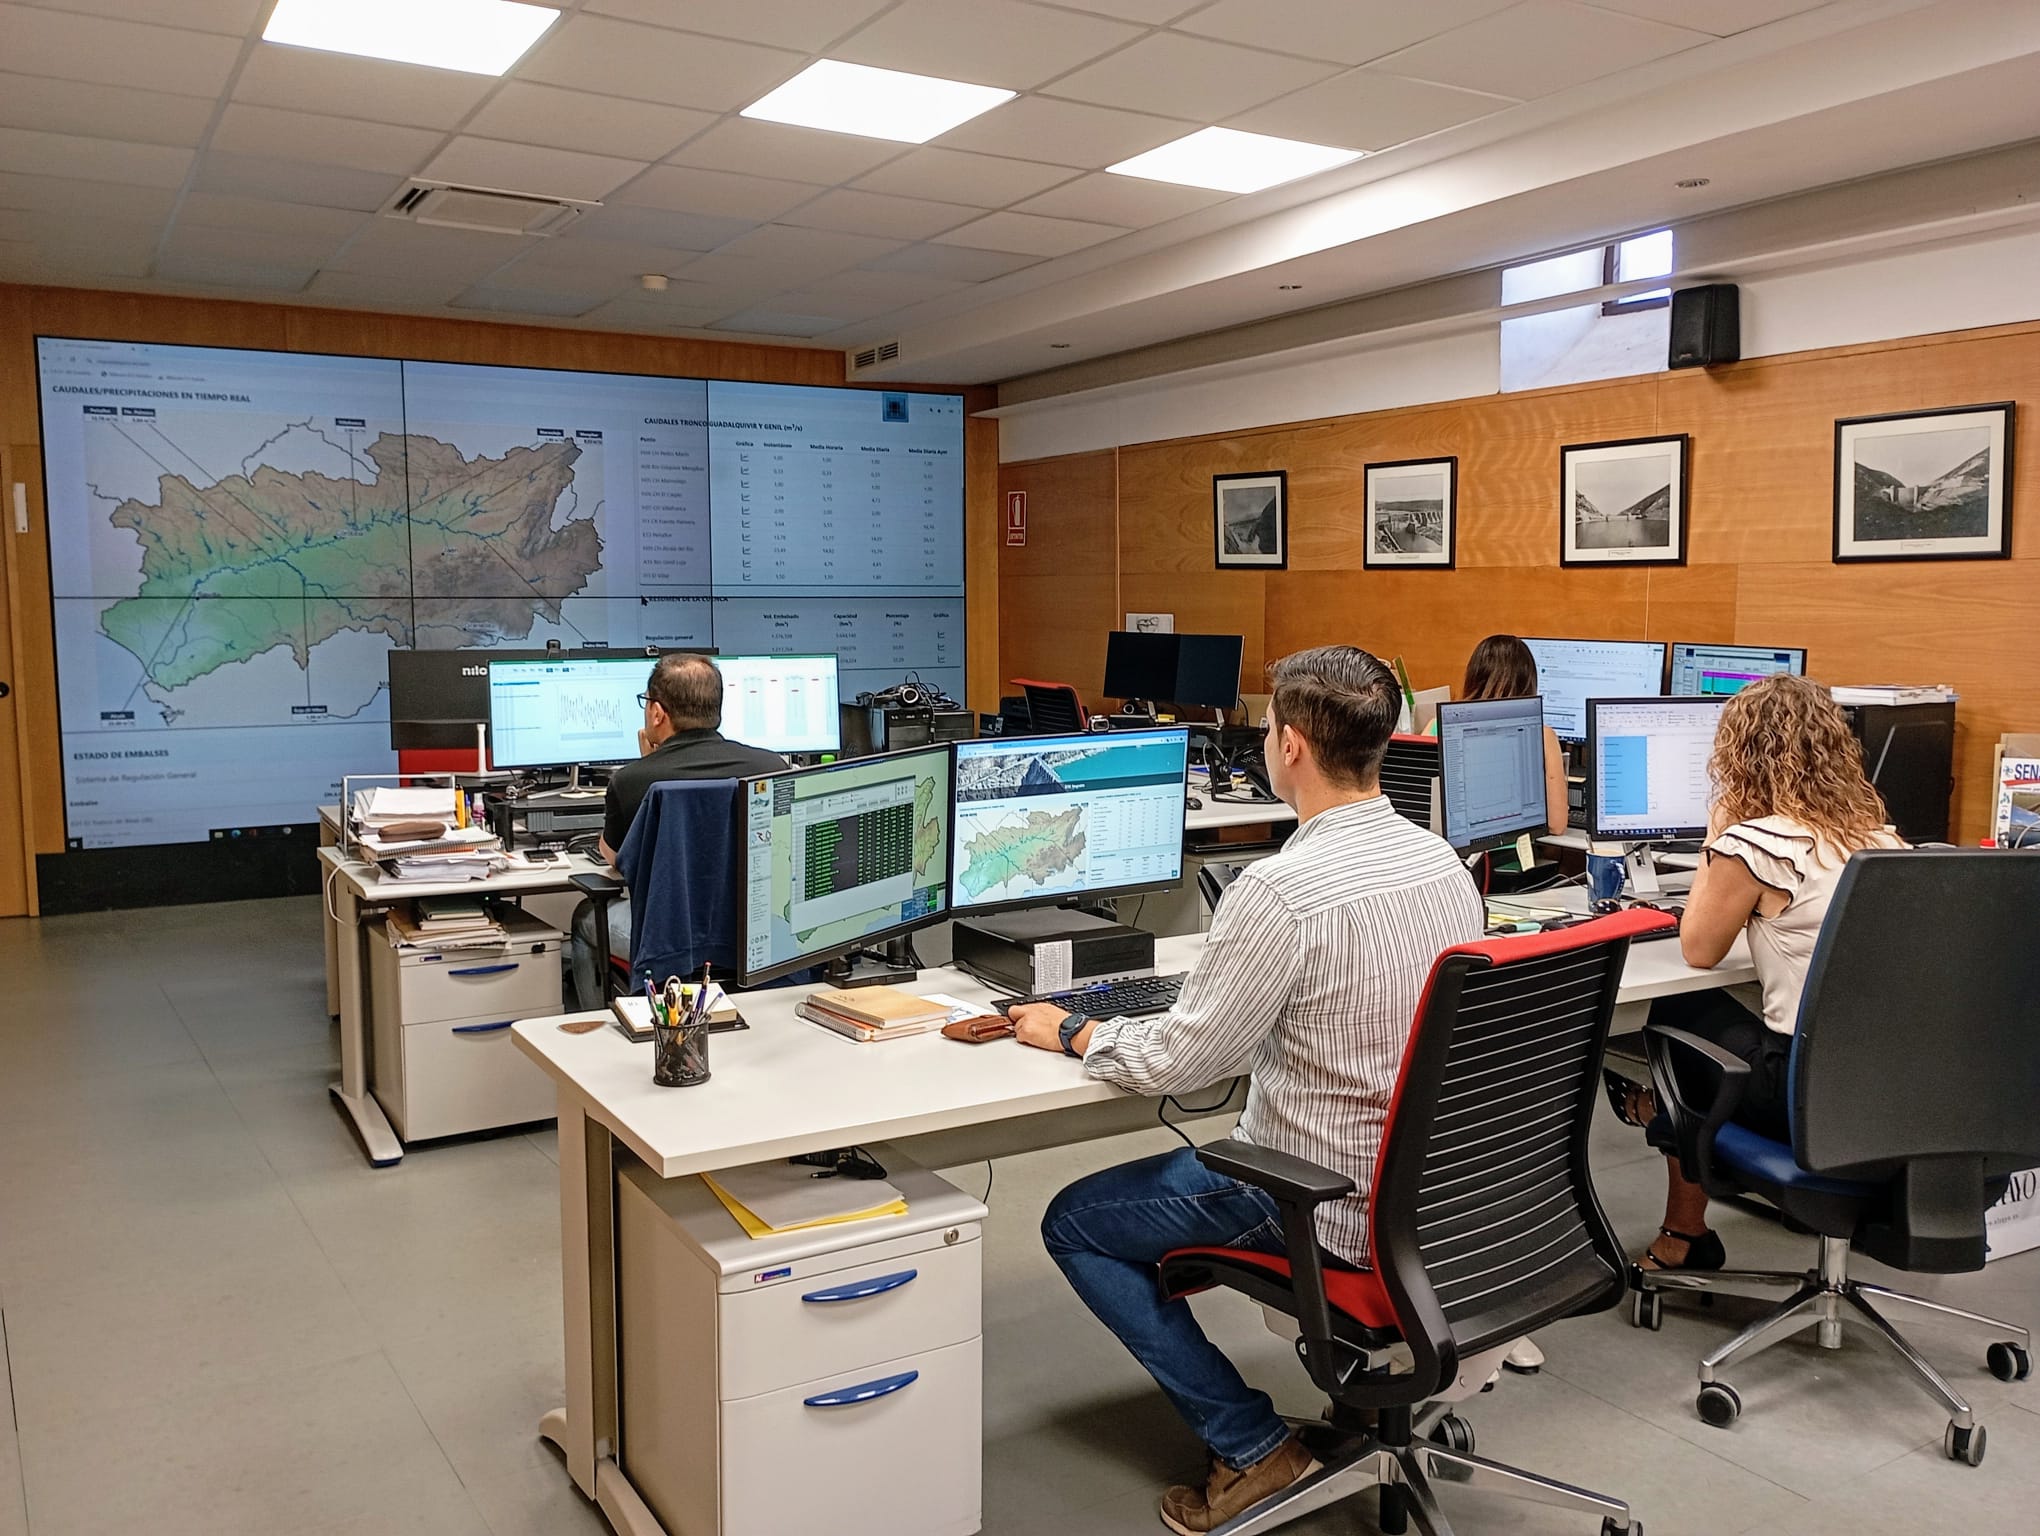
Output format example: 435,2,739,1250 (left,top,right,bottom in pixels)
1986,1342,2030,1382
1696,1382,1741,1427
1944,1421,1986,1466
1629,1289,1662,1331
1428,1413,1475,1454
1600,1519,1641,1536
